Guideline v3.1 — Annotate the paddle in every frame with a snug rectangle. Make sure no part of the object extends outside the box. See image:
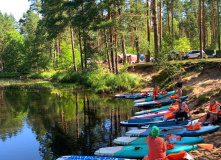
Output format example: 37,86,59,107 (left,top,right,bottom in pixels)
172,143,213,150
